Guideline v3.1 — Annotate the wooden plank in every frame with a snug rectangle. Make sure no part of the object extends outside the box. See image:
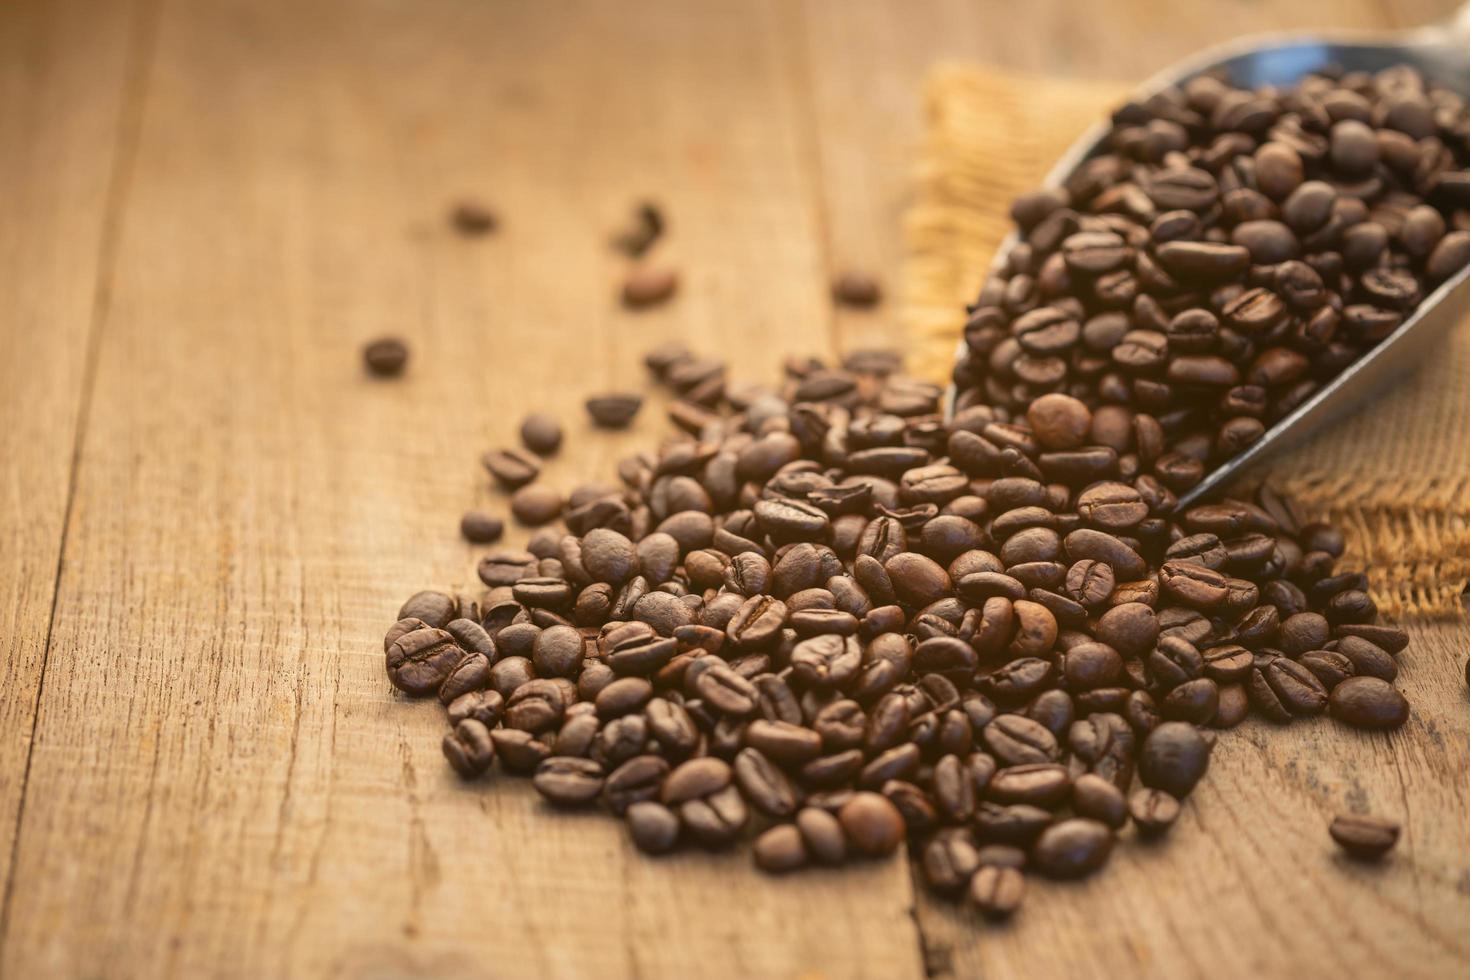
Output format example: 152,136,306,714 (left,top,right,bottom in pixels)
0,0,144,901
0,0,923,976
